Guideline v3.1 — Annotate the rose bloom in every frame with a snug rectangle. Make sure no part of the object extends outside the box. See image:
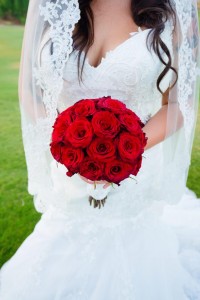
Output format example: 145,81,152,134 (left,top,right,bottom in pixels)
79,158,104,181
118,112,142,134
57,107,75,126
118,132,144,162
50,141,63,163
137,130,148,147
131,155,143,176
97,96,126,114
105,159,133,185
73,99,97,117
92,110,120,138
61,146,85,171
64,118,93,148
87,137,116,162
125,108,143,125
52,108,75,143
52,122,68,143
